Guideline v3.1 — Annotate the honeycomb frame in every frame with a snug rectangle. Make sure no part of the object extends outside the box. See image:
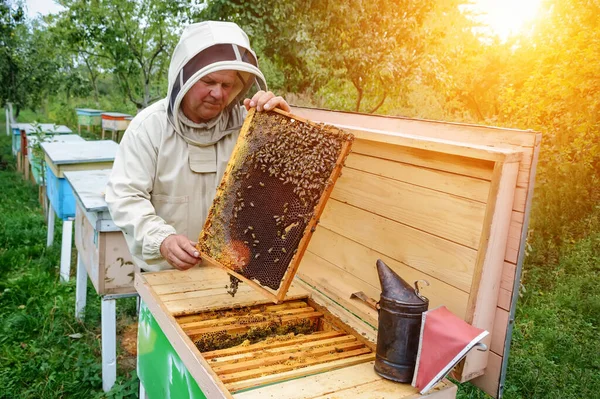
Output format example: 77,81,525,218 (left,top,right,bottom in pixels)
197,108,353,303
